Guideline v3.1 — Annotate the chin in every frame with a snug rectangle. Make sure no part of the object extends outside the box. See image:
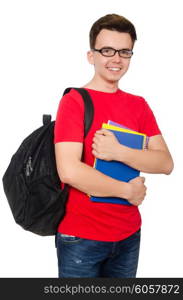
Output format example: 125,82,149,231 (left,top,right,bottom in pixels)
106,75,124,83
107,71,126,81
